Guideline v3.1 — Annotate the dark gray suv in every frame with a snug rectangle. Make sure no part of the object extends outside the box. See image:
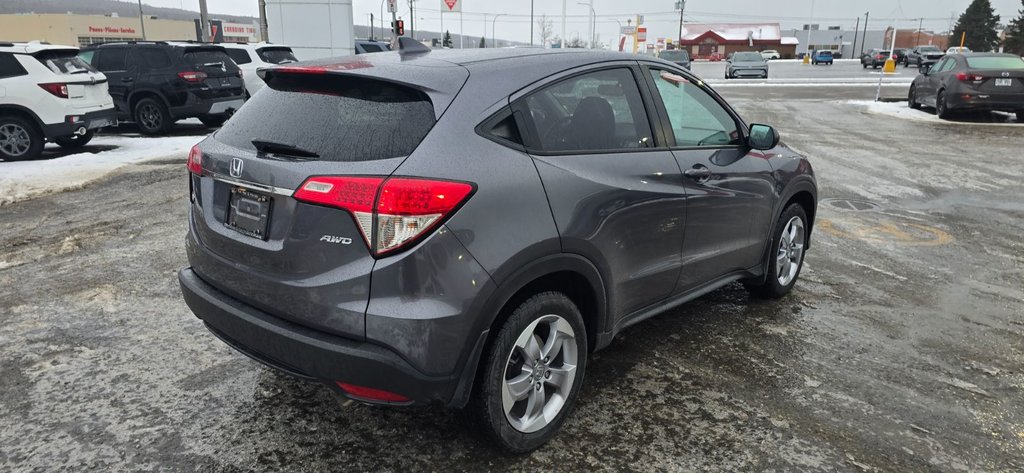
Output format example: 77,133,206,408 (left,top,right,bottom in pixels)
178,42,817,452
